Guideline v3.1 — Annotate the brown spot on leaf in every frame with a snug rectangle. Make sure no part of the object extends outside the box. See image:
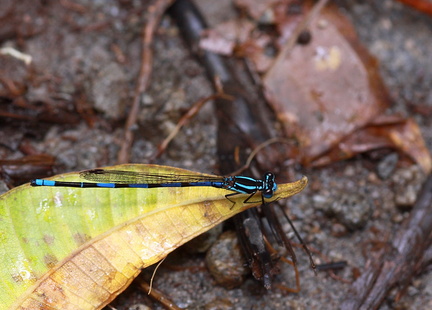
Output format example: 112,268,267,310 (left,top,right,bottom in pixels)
73,232,91,246
202,200,221,224
11,273,24,283
43,234,55,245
44,254,58,268
11,270,37,284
